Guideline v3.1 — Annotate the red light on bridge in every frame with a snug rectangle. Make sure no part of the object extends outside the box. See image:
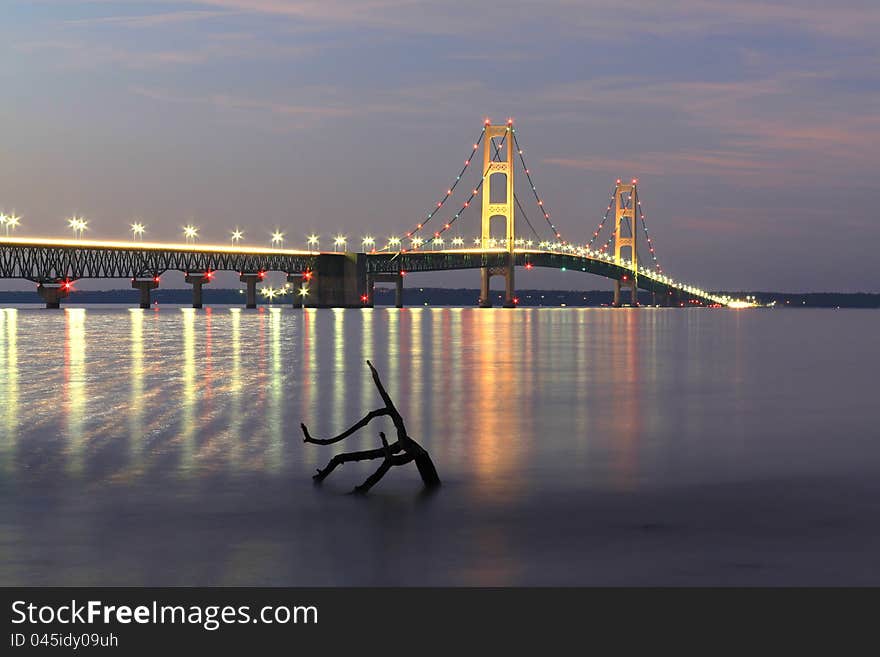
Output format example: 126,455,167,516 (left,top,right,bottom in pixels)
513,296,519,304
400,271,407,277
525,262,534,270
153,276,160,283
303,271,313,281
258,271,265,279
622,275,628,281
360,295,369,303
